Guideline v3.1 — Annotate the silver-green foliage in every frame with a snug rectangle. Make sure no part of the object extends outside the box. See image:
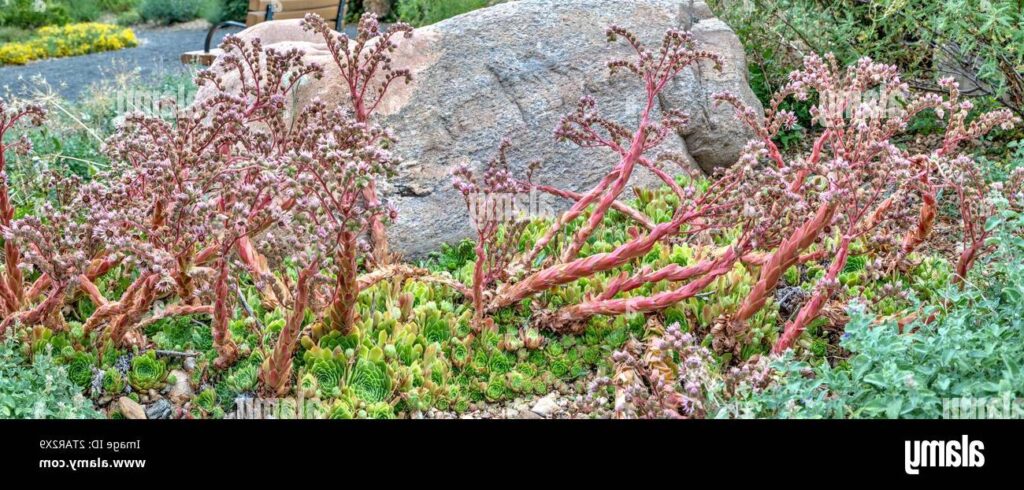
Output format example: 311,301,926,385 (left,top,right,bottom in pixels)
0,340,102,419
724,206,1024,419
